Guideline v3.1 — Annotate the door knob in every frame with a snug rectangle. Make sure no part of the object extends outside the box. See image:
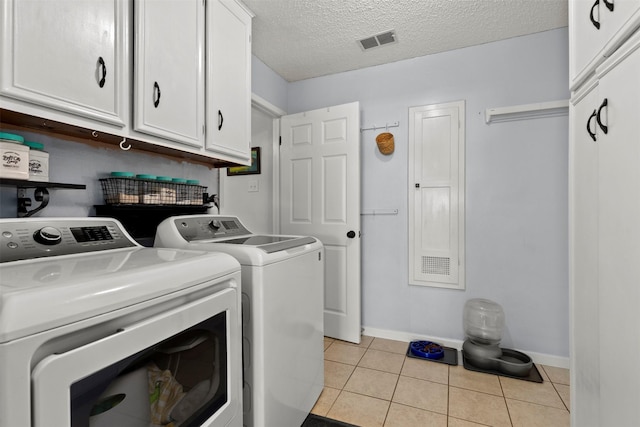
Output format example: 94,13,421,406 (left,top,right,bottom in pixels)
347,230,356,238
